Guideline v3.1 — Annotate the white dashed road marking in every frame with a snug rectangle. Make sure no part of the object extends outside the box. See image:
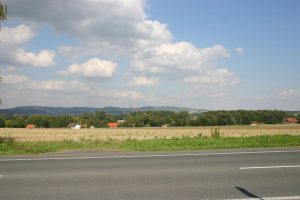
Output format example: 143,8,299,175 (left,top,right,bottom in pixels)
224,196,300,200
240,165,300,170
